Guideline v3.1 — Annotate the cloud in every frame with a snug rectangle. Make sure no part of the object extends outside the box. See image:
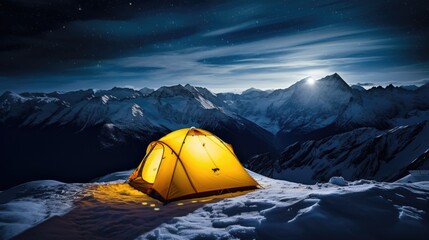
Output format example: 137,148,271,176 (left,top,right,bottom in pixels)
97,25,394,89
356,83,374,87
1,0,428,92
203,22,256,37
